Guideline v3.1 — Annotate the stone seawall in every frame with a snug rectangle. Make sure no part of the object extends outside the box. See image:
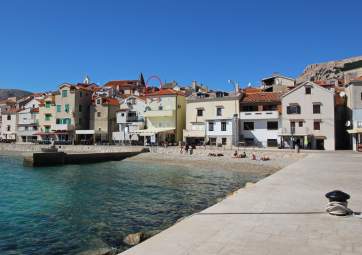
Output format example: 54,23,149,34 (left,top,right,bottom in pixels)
0,143,144,153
